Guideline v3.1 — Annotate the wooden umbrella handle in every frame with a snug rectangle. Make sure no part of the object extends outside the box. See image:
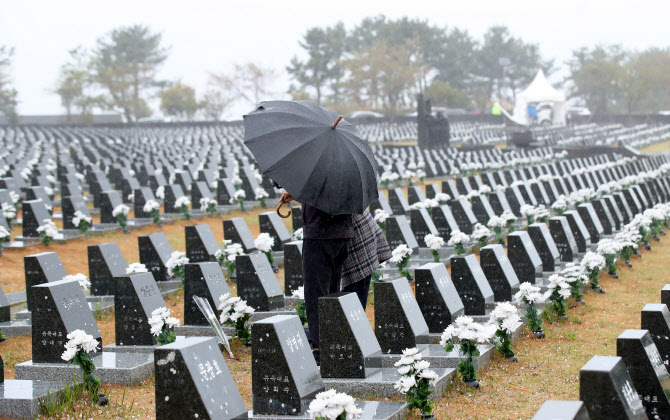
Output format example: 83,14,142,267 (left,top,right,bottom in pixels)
276,199,292,219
